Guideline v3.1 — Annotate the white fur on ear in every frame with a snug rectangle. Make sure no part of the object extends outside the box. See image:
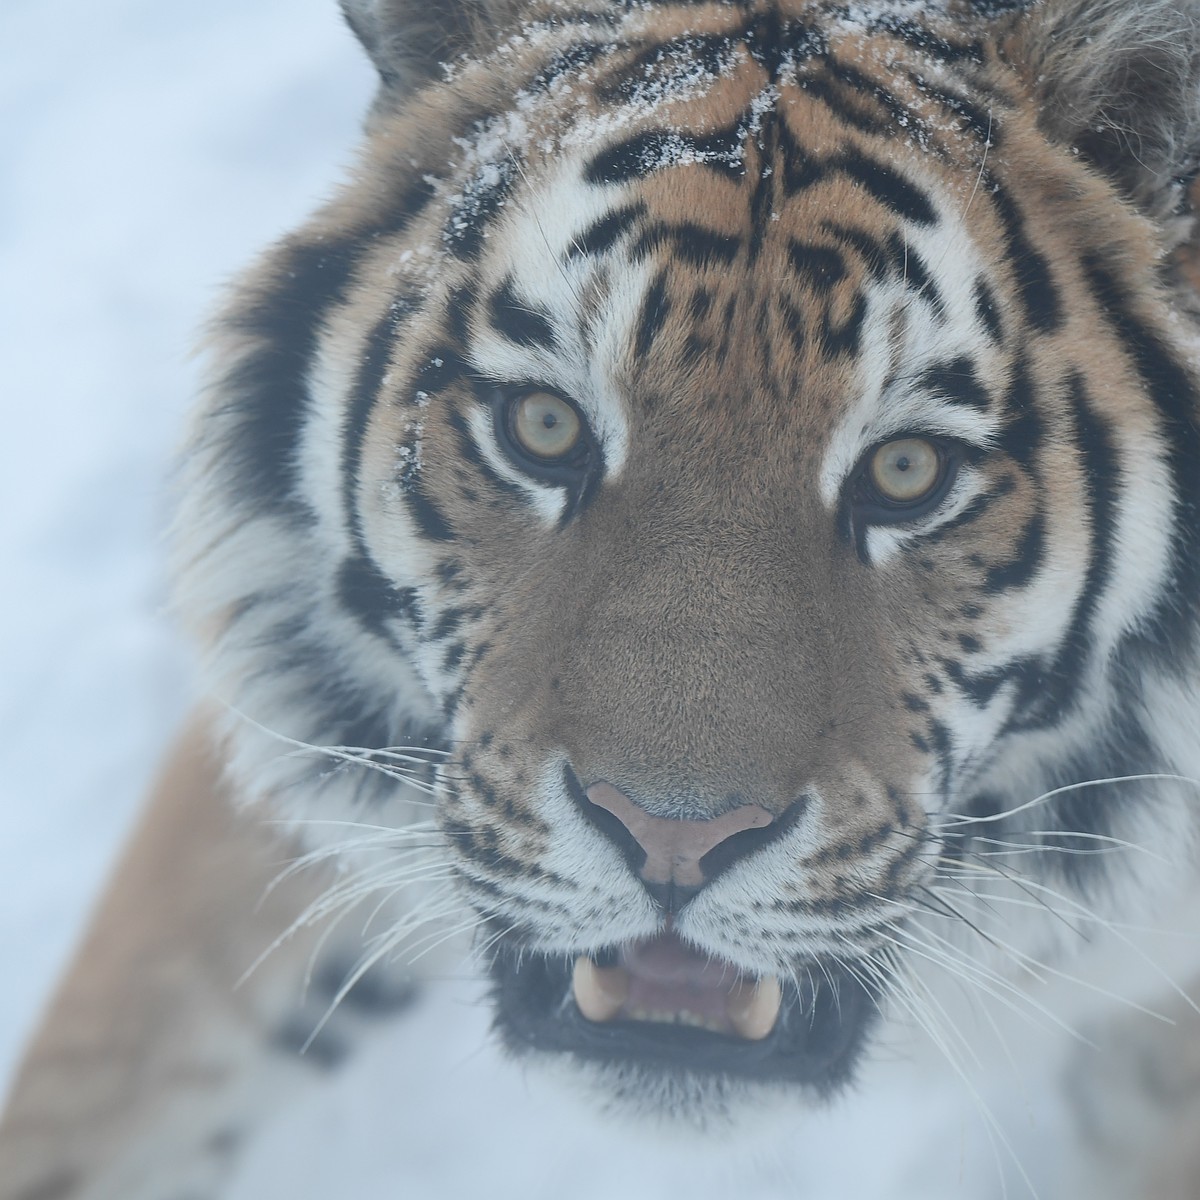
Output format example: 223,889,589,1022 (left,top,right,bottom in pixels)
1009,0,1200,221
